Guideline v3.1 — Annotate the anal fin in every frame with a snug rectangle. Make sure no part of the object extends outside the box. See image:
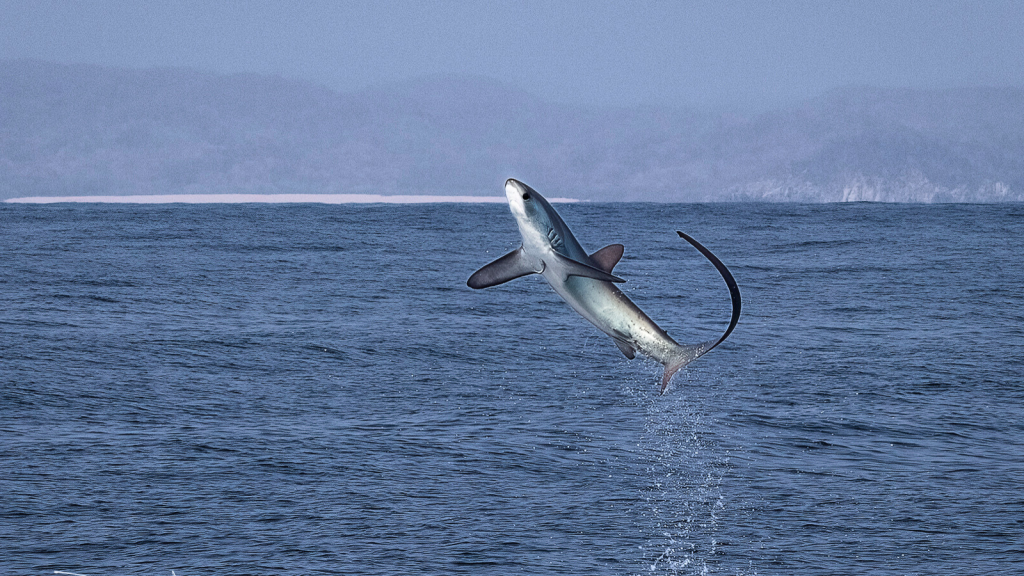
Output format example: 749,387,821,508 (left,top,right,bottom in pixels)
612,338,636,359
